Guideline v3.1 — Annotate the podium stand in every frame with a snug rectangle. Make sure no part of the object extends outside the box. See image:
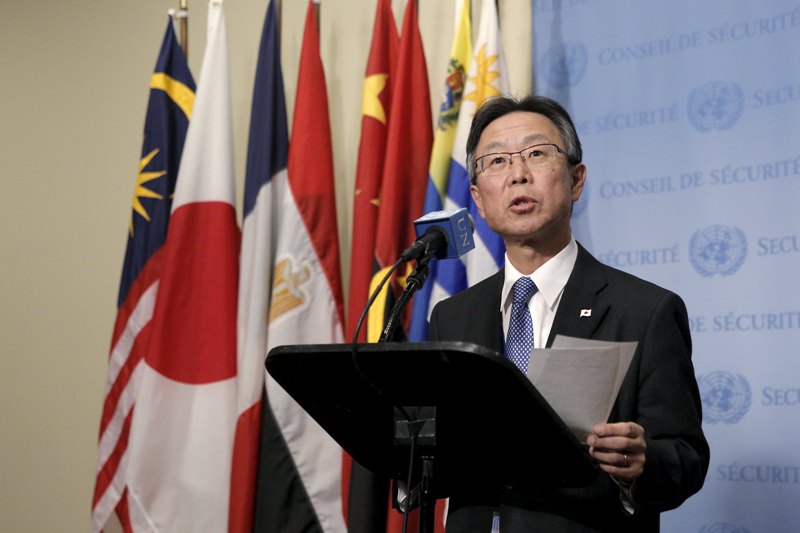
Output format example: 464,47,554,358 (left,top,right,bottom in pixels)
266,342,597,531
